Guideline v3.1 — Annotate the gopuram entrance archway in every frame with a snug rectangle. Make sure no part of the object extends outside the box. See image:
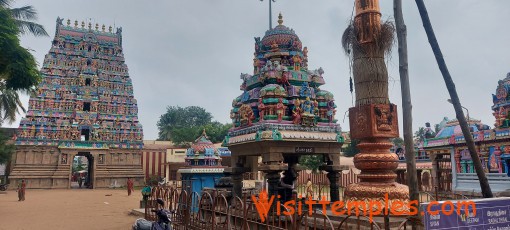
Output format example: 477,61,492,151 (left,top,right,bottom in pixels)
223,14,344,201
71,152,94,189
